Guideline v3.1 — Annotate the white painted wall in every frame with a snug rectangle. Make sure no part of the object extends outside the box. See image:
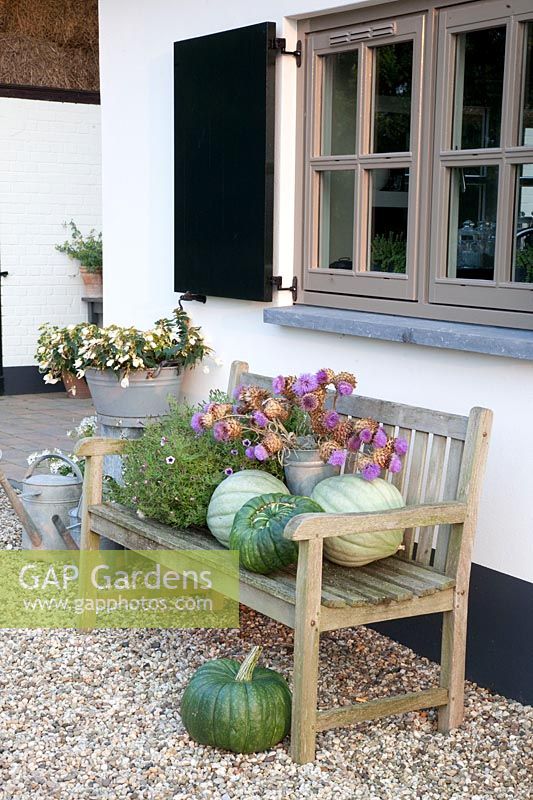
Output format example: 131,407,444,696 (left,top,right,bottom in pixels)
98,0,533,584
0,98,101,367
